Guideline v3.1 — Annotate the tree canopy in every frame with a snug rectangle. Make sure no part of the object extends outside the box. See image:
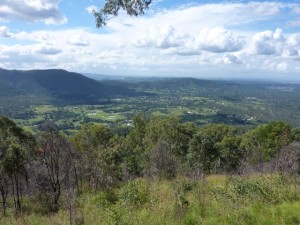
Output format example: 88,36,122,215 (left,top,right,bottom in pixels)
94,0,152,27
